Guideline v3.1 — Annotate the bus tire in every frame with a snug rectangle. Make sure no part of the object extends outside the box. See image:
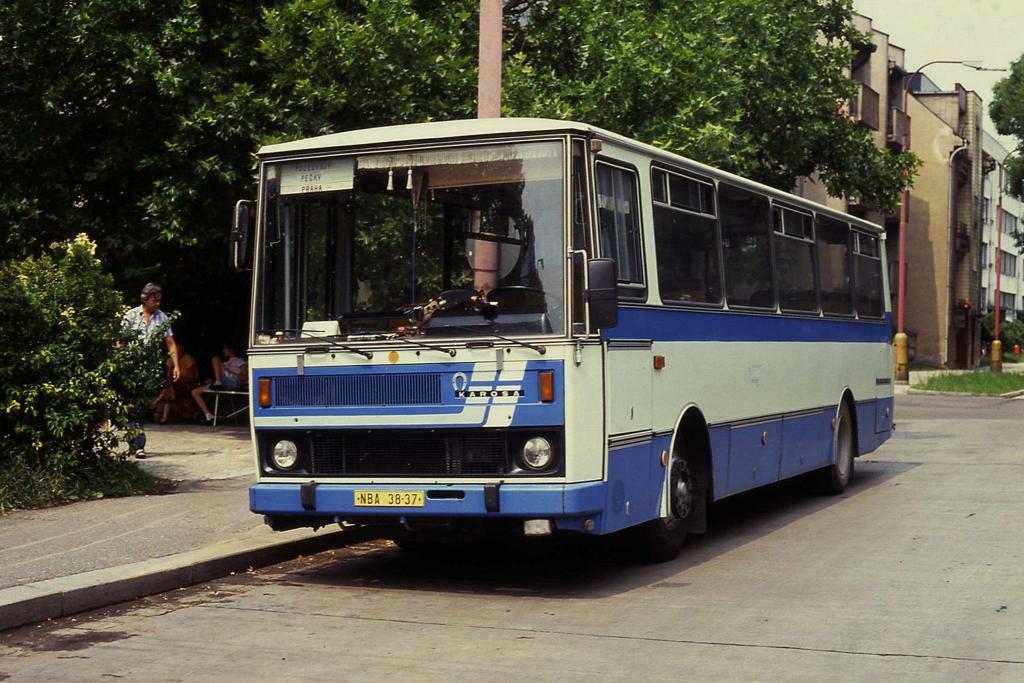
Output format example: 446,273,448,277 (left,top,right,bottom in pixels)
820,401,854,495
637,452,695,563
